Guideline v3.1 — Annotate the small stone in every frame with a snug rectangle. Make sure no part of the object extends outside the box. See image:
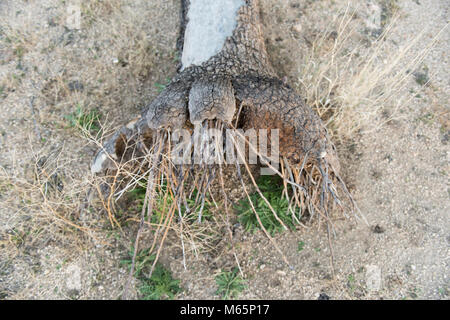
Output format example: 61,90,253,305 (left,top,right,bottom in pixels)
372,225,385,233
292,24,302,36
318,293,330,300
